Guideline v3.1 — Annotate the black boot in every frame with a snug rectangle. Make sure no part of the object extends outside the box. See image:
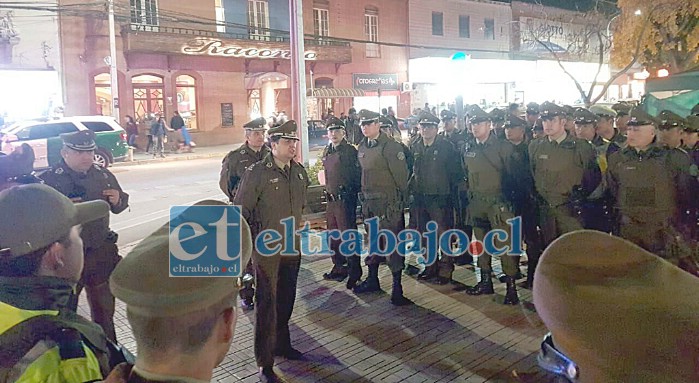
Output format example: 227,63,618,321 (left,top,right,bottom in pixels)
466,270,495,295
390,271,413,306
239,273,255,310
503,276,520,305
353,264,381,293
